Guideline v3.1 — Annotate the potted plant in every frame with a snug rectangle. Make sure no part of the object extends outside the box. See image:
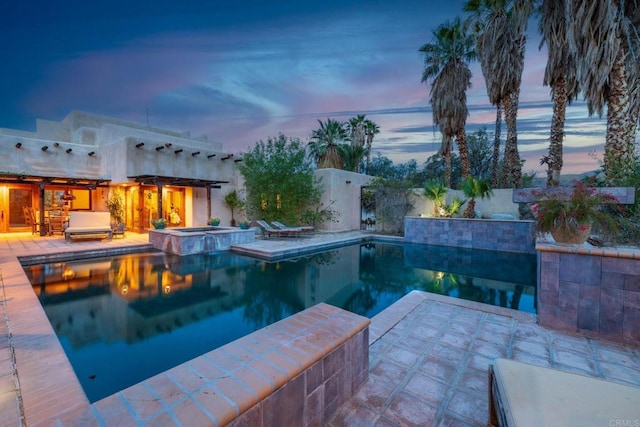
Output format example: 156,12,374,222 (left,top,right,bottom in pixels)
105,190,125,226
208,217,221,226
224,190,244,226
150,217,167,229
532,180,621,244
238,220,250,229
